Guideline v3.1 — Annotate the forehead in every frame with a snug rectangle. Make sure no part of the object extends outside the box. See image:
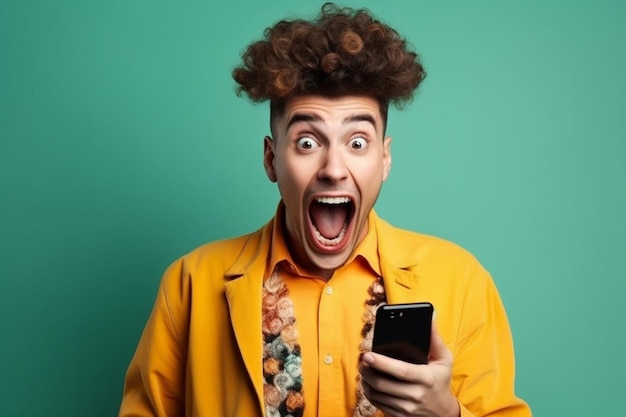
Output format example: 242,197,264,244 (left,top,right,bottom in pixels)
279,95,383,127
